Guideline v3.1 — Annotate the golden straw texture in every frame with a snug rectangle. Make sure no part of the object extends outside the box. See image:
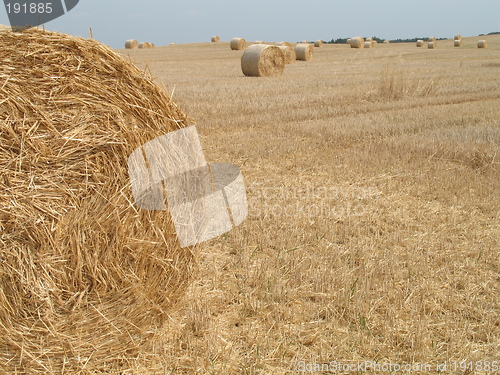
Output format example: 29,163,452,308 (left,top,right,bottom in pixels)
0,28,196,373
241,44,285,77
